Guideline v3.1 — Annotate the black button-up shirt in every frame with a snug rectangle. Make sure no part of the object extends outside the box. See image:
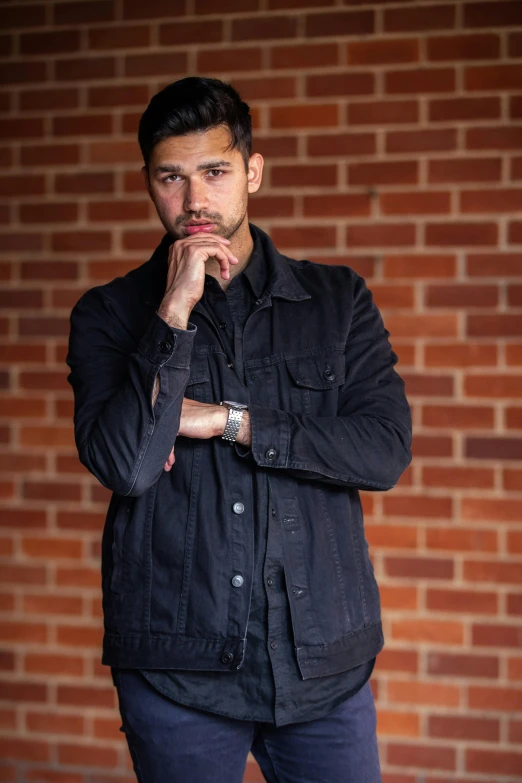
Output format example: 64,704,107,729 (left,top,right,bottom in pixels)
139,233,374,726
